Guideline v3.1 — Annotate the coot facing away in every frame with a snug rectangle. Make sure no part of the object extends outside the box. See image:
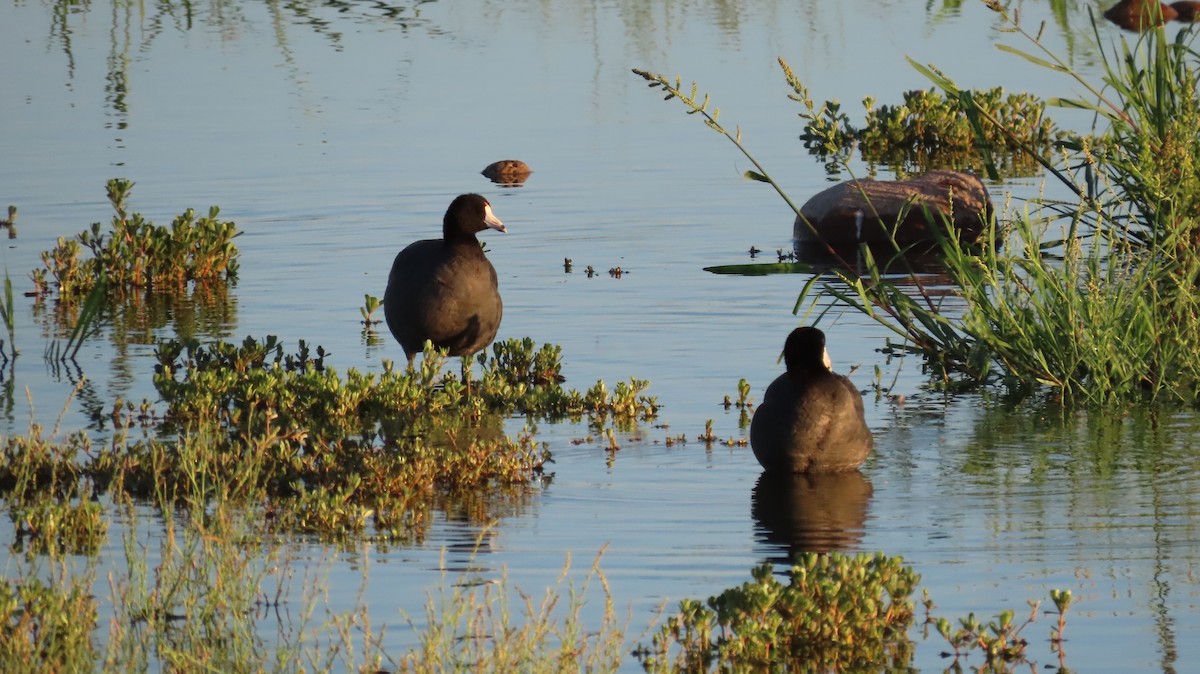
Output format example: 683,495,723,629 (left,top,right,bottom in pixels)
750,327,873,473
